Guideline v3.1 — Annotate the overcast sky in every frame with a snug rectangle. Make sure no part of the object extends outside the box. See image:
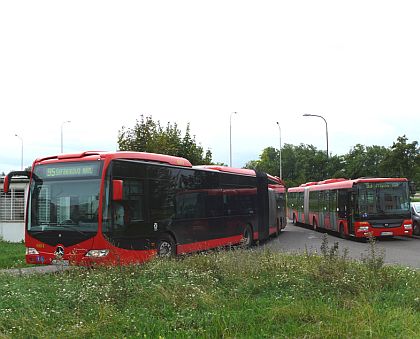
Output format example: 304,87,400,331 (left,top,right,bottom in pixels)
1,0,419,173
